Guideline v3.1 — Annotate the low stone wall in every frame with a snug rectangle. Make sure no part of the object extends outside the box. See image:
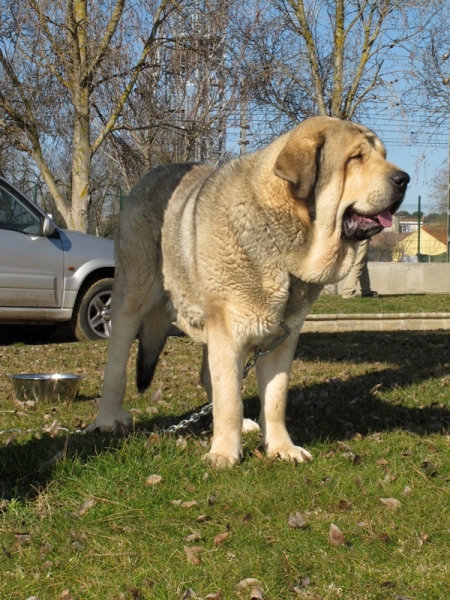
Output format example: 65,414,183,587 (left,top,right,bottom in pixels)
333,263,450,296
303,312,450,332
